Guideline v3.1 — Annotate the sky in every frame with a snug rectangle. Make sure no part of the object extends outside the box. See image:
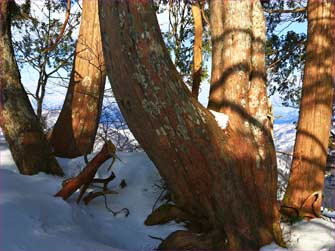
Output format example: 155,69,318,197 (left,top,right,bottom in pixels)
14,0,82,110
15,2,307,111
